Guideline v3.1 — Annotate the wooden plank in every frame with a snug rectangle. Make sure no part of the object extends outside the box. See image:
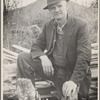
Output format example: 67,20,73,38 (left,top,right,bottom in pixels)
90,61,98,65
91,59,98,63
92,50,98,55
3,56,16,62
91,43,98,48
89,90,97,96
89,95,97,100
4,63,17,68
12,45,30,53
4,54,17,60
10,44,98,55
40,94,54,99
91,62,98,65
91,81,97,86
91,55,98,62
91,55,98,59
90,85,97,91
3,48,18,57
91,68,98,78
